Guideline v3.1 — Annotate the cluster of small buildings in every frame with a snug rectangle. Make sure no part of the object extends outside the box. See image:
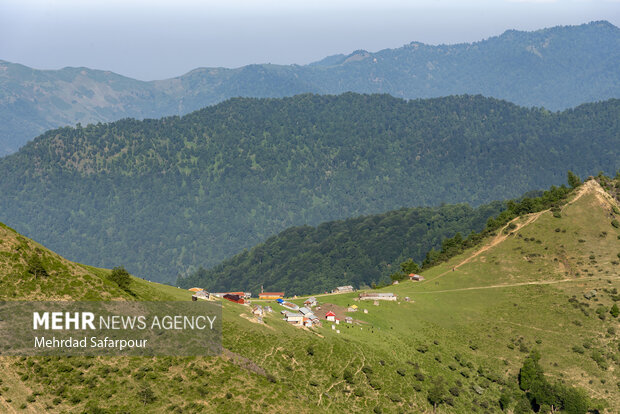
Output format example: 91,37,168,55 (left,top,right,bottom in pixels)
190,281,406,331
190,288,287,304
282,301,321,328
190,288,253,304
251,305,273,323
325,311,353,325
